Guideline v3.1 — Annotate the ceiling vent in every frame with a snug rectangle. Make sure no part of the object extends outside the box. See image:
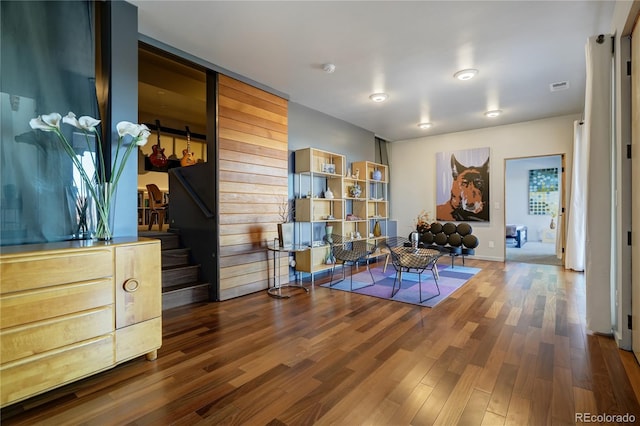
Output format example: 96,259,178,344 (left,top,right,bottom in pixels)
549,81,570,92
